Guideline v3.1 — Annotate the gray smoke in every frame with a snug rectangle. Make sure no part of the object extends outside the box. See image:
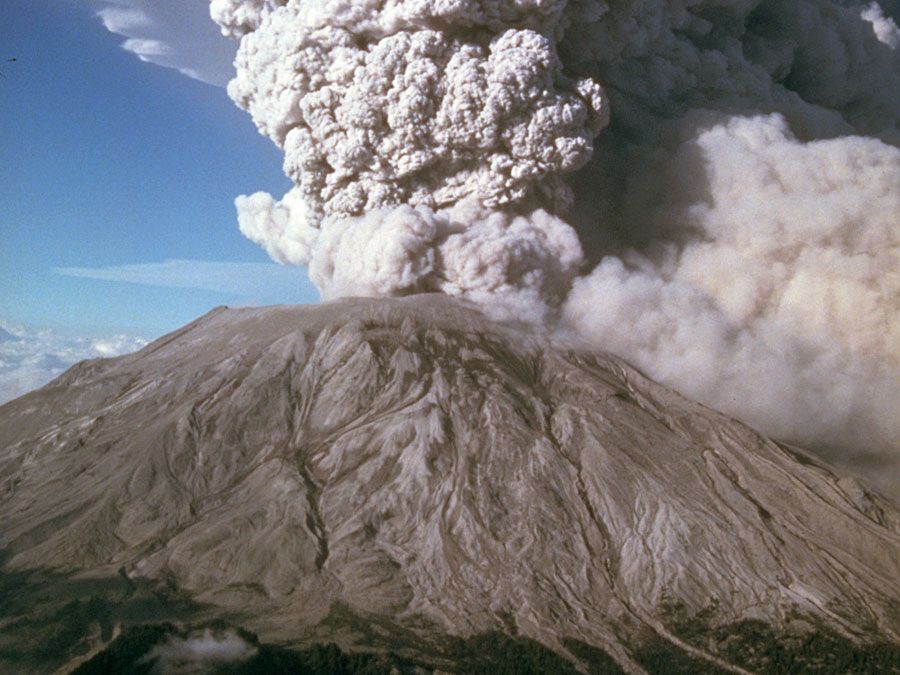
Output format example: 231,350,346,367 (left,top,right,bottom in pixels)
212,0,900,494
